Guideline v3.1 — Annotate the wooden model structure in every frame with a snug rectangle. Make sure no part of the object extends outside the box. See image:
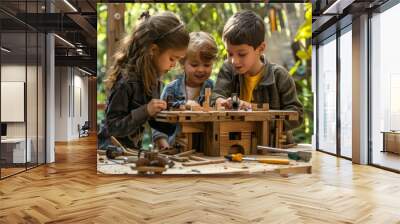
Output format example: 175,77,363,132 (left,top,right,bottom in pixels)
97,88,309,176
155,88,299,156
